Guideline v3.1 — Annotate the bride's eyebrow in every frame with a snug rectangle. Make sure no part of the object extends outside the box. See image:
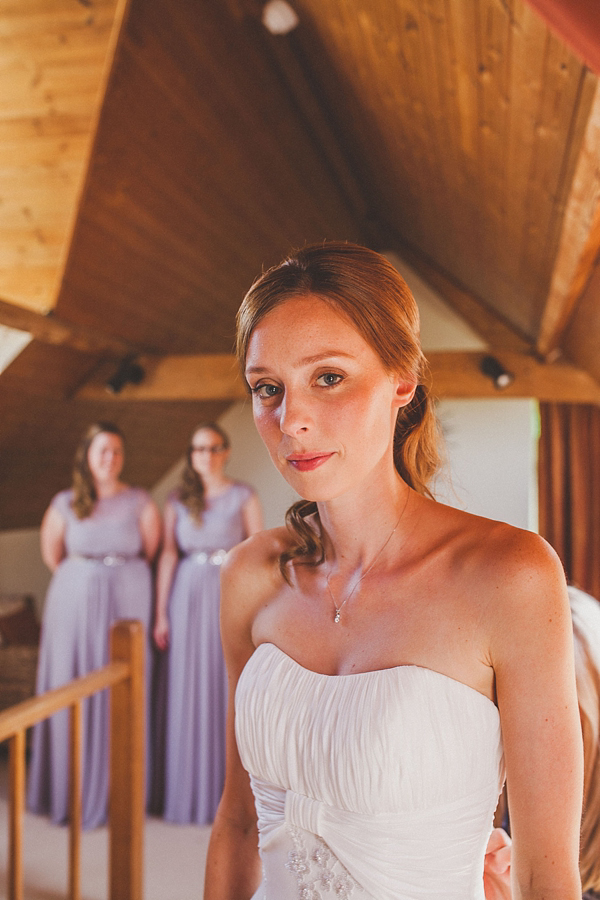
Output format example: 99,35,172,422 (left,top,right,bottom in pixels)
246,350,355,376
299,350,355,365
